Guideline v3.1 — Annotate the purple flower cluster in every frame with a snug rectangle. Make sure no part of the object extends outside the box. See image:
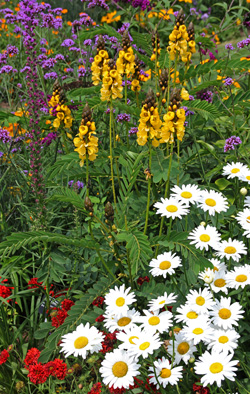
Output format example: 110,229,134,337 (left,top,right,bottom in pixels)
225,43,234,51
68,180,85,189
237,37,250,48
6,45,19,56
0,65,17,74
182,106,195,117
61,39,75,47
0,128,11,143
44,72,58,80
223,77,234,86
117,113,131,123
41,132,57,146
224,136,242,152
196,89,213,103
81,0,109,9
129,127,138,135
